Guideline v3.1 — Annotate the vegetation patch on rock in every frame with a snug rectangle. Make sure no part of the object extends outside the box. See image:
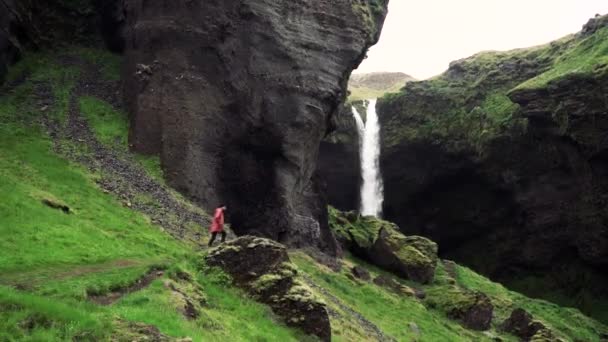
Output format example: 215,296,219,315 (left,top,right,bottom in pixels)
205,236,331,341
329,207,438,284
